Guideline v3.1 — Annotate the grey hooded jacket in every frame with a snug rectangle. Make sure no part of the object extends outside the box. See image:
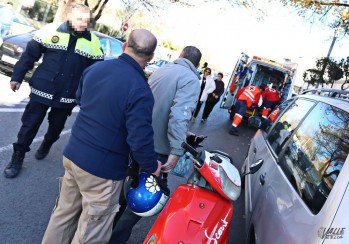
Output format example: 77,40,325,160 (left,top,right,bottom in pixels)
149,58,200,156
